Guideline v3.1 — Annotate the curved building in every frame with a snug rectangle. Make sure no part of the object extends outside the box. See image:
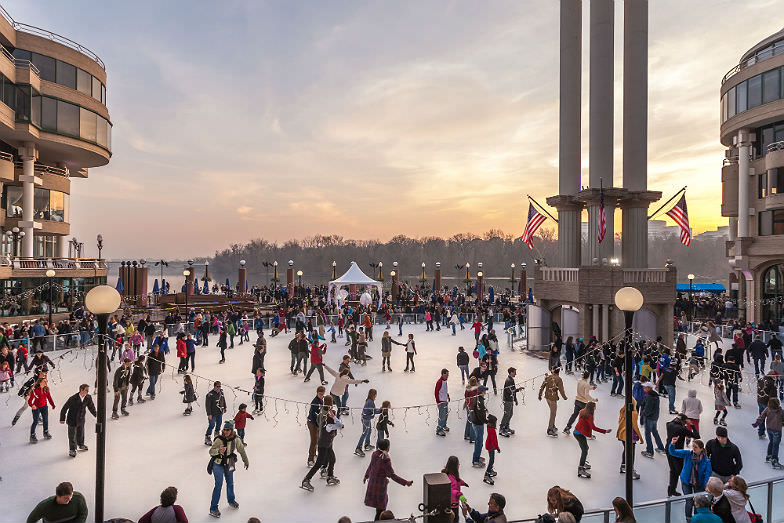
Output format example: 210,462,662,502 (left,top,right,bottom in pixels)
0,5,109,317
721,28,784,324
